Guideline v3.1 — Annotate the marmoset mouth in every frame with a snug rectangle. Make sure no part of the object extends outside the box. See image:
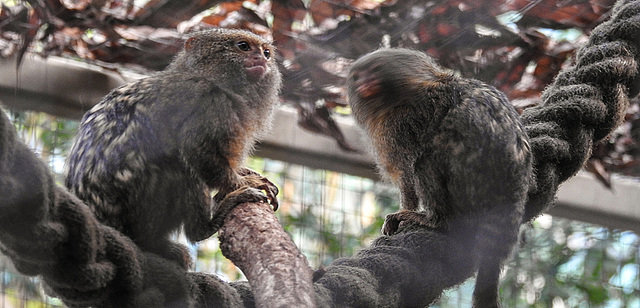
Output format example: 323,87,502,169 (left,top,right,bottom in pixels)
244,57,268,80
245,64,267,80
